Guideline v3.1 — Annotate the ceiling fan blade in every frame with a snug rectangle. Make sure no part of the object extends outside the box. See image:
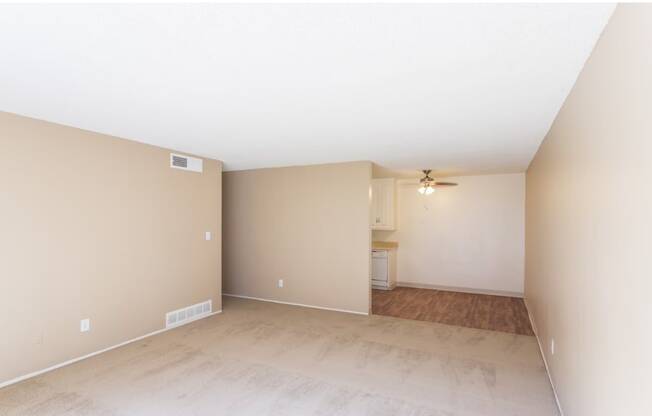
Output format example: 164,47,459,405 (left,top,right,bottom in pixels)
434,181,458,187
